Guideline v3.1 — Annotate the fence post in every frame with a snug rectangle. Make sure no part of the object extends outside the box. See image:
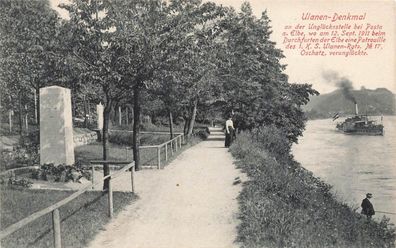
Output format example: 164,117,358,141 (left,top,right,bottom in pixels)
157,146,161,169
130,165,135,193
52,209,61,248
165,143,168,161
175,139,178,152
170,141,174,155
179,136,182,148
108,177,113,218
